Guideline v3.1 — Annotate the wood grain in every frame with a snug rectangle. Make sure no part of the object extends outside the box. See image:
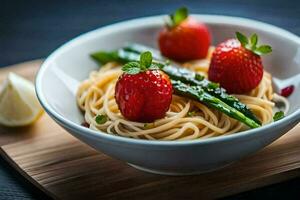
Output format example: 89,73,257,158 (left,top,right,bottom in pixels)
1,61,300,199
